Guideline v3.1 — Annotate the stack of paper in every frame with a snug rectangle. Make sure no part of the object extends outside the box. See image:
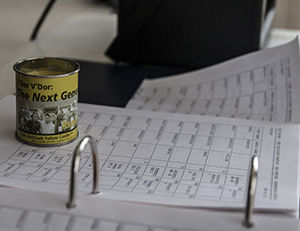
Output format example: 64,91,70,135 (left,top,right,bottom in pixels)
127,39,300,123
0,95,299,211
